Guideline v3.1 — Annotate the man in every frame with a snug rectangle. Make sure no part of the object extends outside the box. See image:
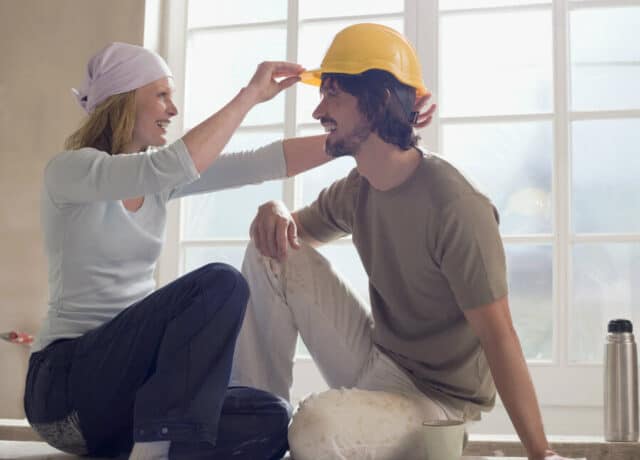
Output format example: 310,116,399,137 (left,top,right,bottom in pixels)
232,24,569,460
